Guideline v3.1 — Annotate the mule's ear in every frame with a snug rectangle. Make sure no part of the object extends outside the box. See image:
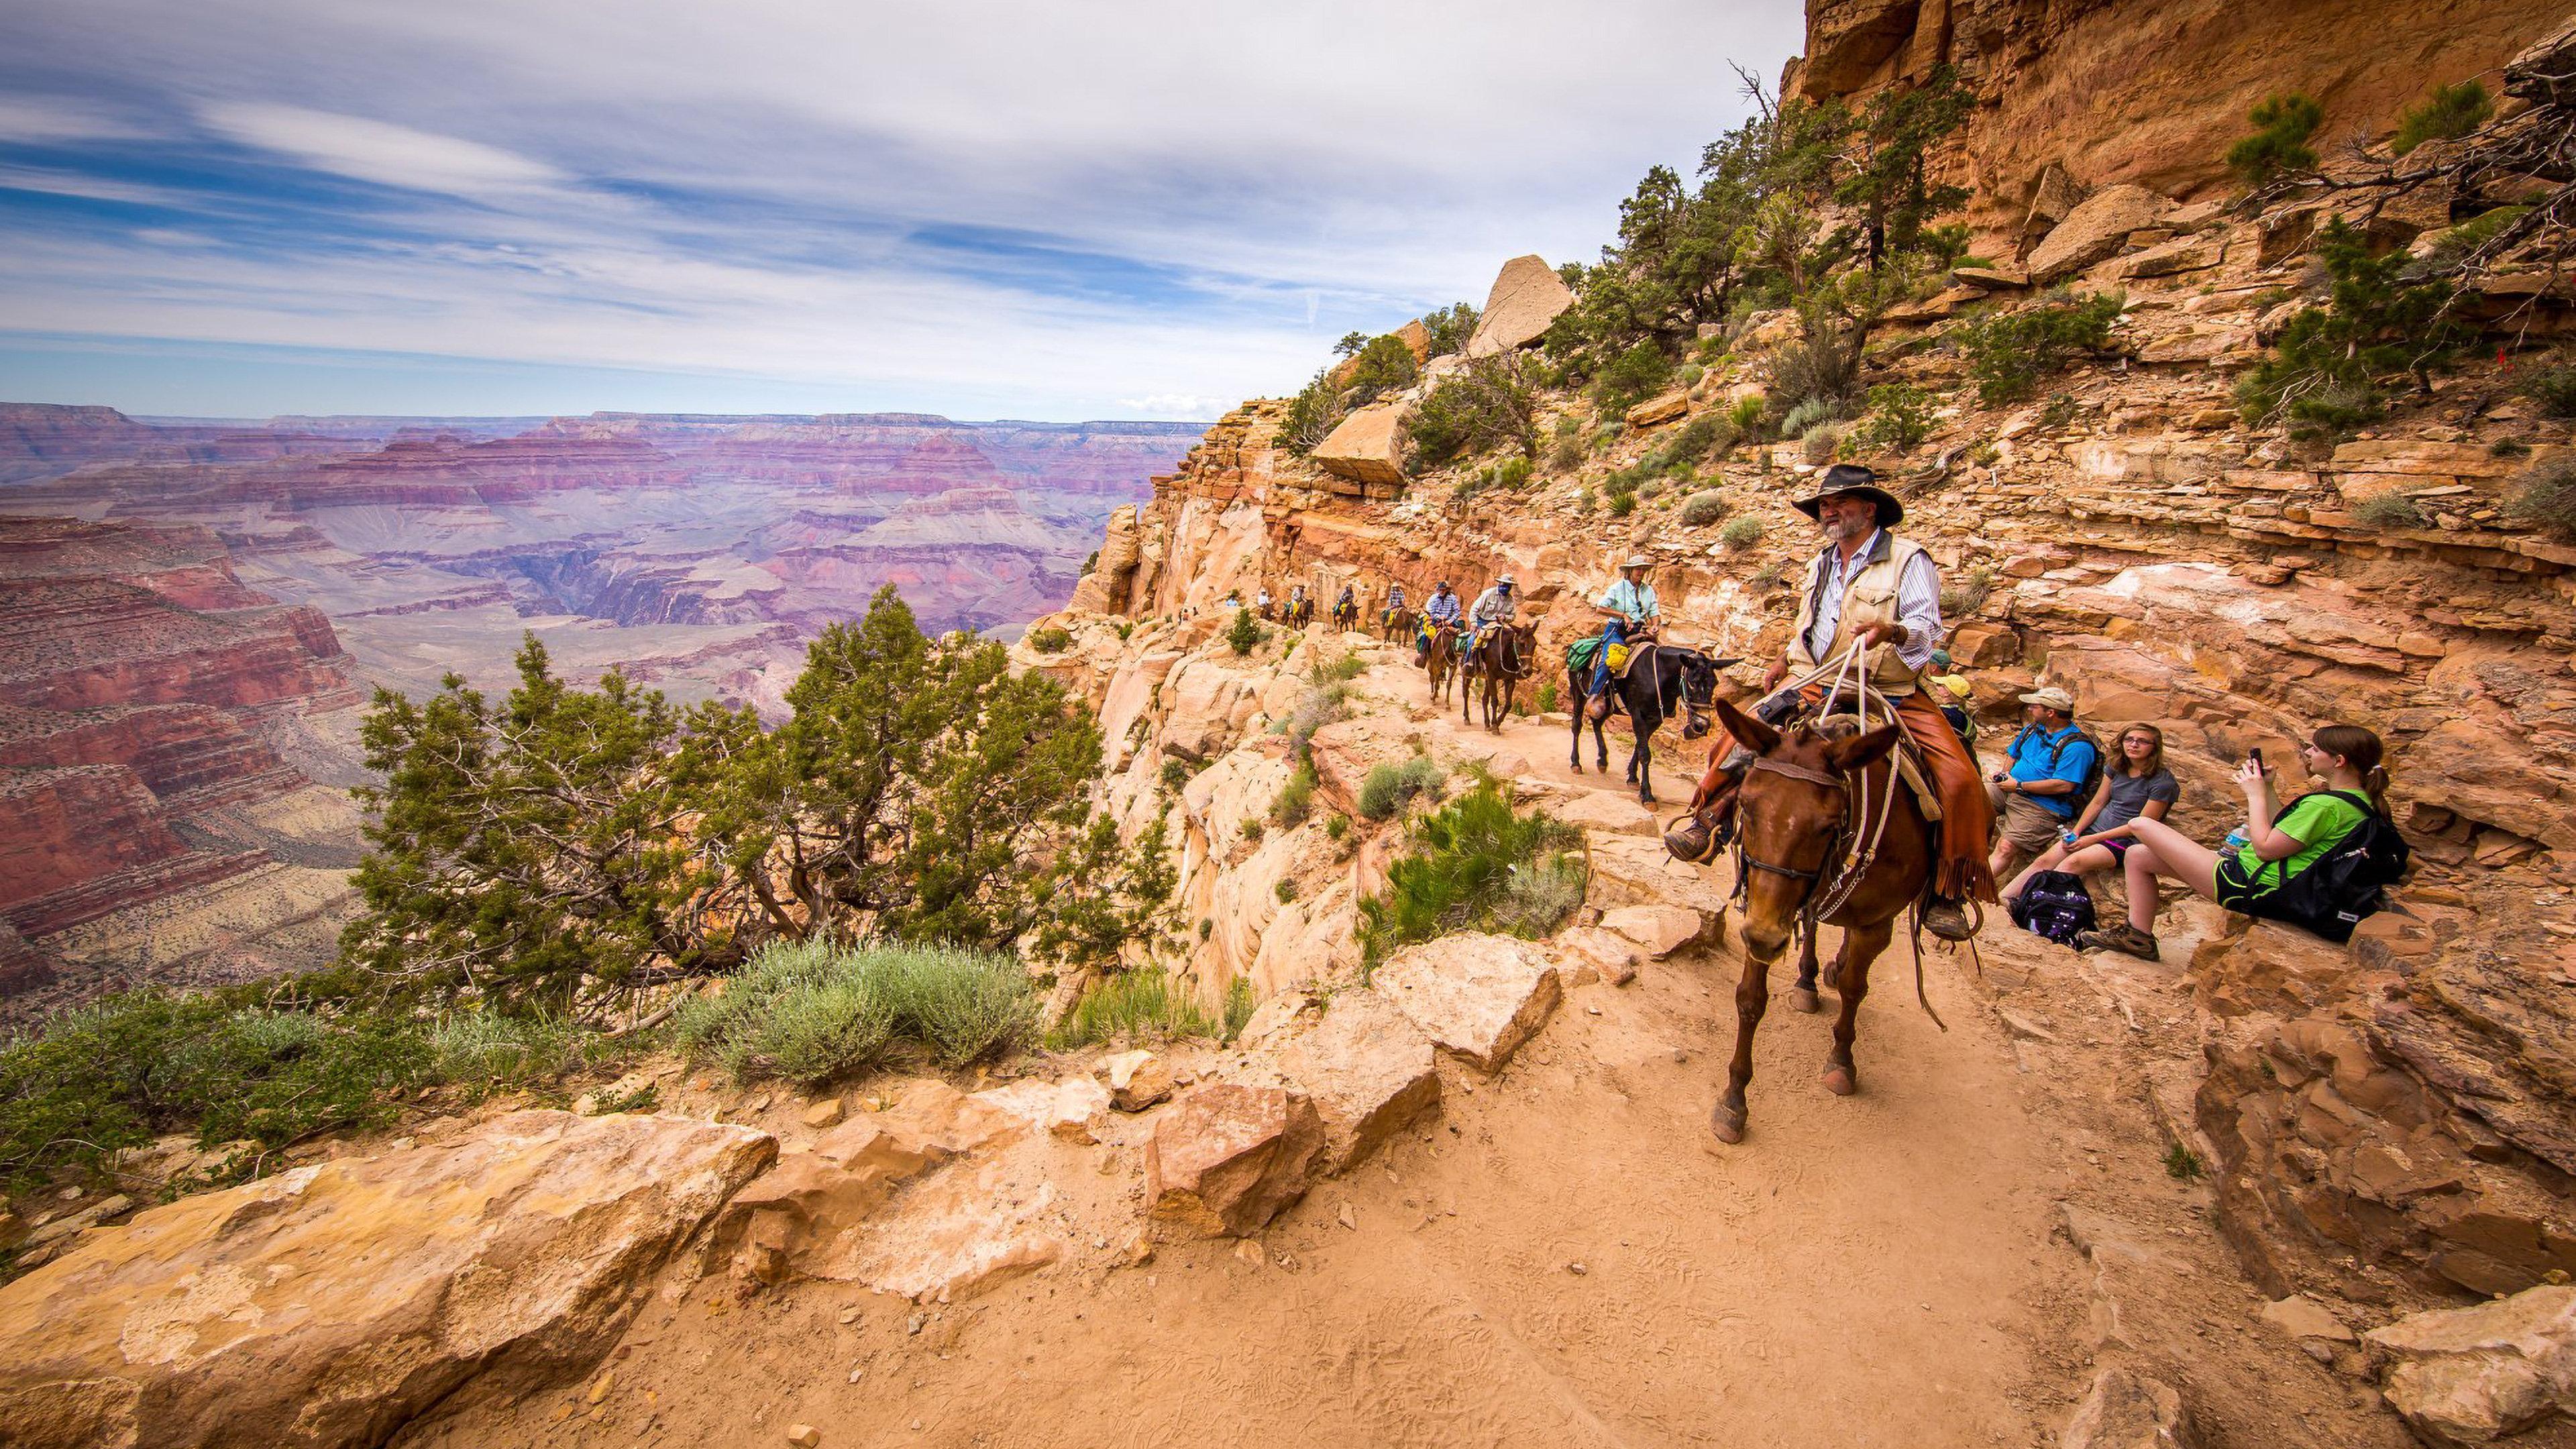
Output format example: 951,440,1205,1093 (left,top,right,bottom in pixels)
1715,696,1778,755
1824,722,1903,774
